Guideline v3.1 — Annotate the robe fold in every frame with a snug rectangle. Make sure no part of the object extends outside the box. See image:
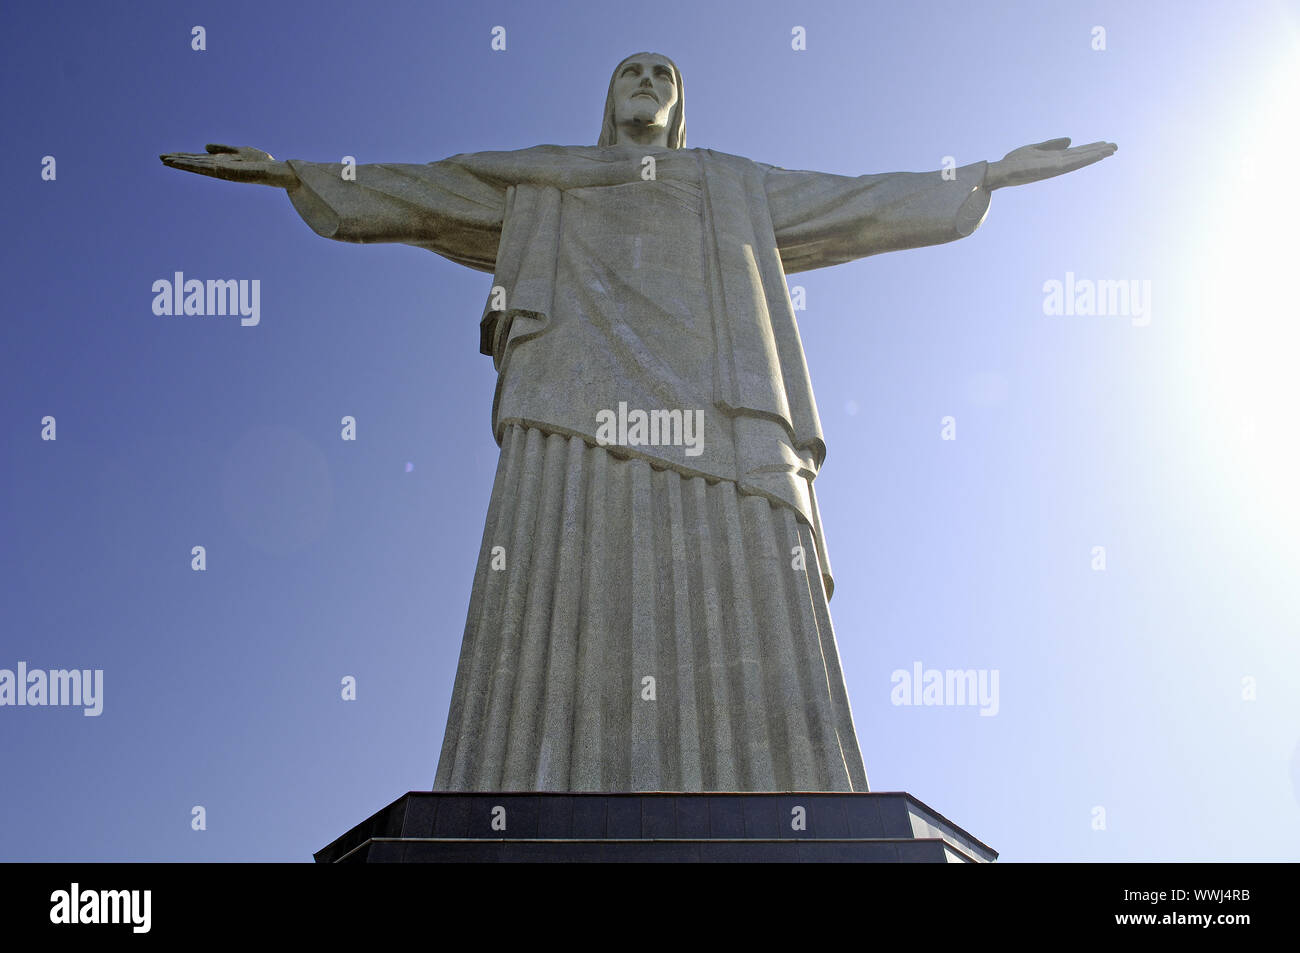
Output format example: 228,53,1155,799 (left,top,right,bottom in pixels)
284,145,990,791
